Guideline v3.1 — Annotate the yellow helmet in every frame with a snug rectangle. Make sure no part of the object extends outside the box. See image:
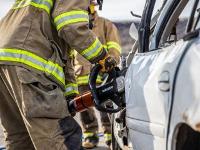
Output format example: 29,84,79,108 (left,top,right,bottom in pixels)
89,1,96,14
89,0,103,12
